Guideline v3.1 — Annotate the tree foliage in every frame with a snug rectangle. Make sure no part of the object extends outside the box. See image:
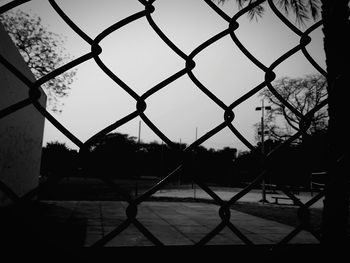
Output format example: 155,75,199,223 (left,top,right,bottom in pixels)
215,0,321,26
85,133,139,179
0,9,76,113
41,141,78,178
258,74,328,142
41,132,239,186
41,134,327,191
